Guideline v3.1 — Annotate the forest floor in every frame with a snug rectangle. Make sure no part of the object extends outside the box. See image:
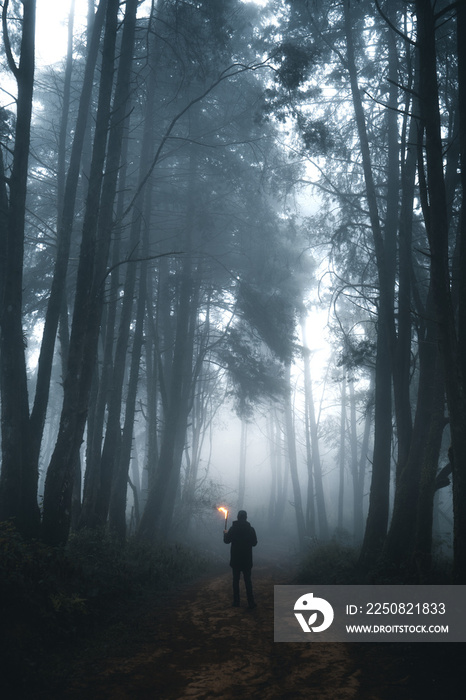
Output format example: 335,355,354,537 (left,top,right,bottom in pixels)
33,543,463,700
